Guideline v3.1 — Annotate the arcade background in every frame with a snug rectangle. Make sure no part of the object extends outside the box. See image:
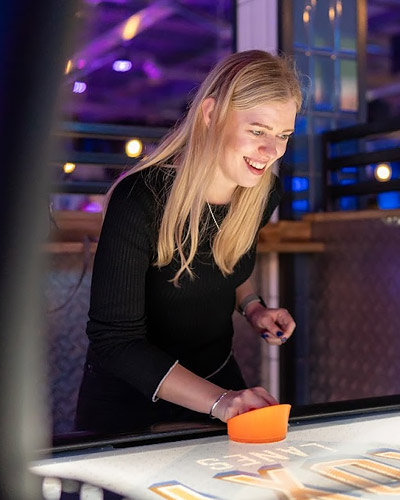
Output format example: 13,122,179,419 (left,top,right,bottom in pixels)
41,0,400,436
